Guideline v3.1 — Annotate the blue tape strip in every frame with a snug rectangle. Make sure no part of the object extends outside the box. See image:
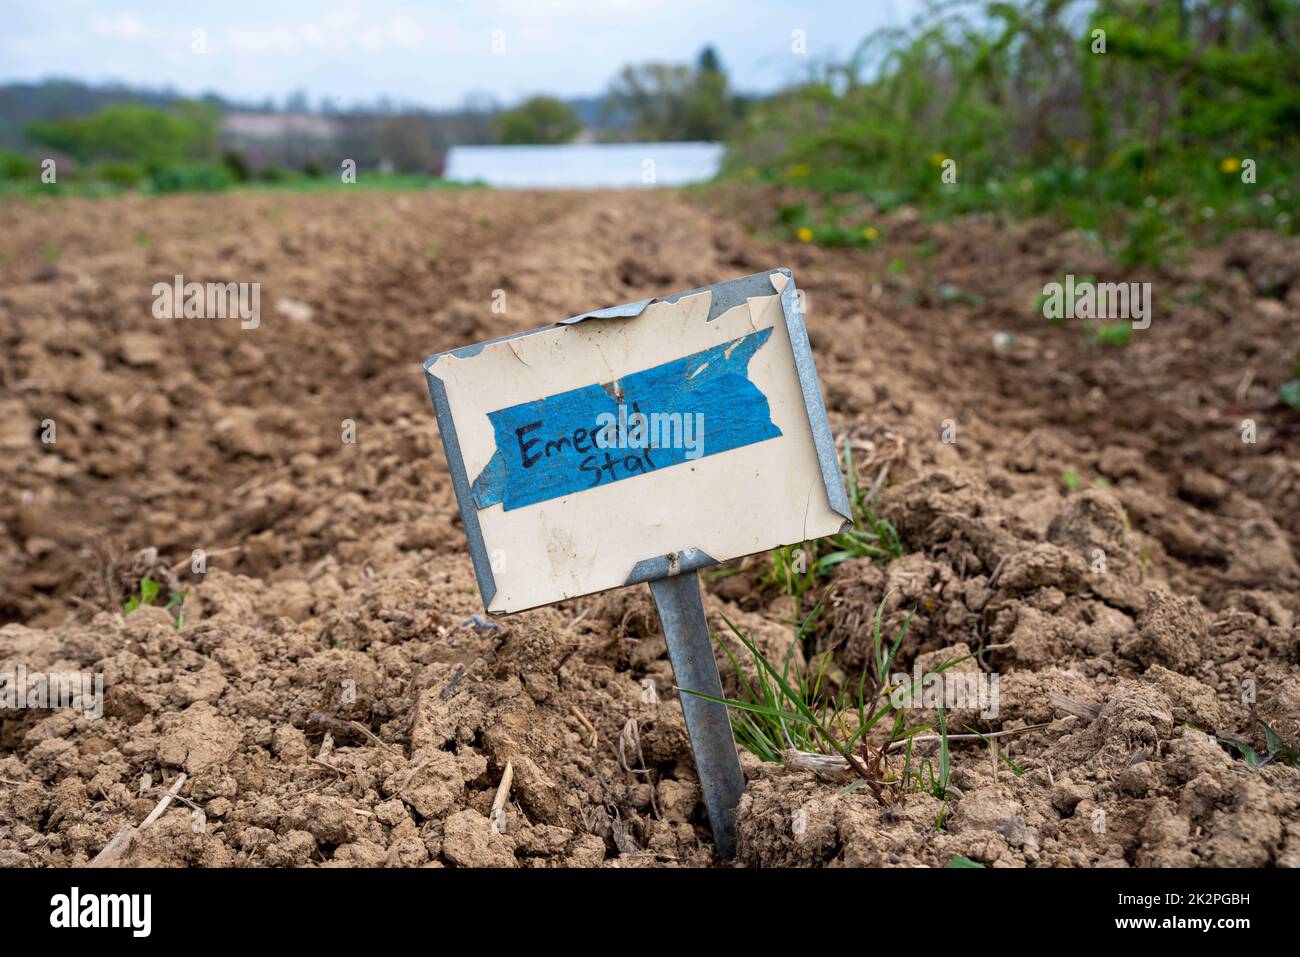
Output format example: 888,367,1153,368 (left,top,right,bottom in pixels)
471,327,782,511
